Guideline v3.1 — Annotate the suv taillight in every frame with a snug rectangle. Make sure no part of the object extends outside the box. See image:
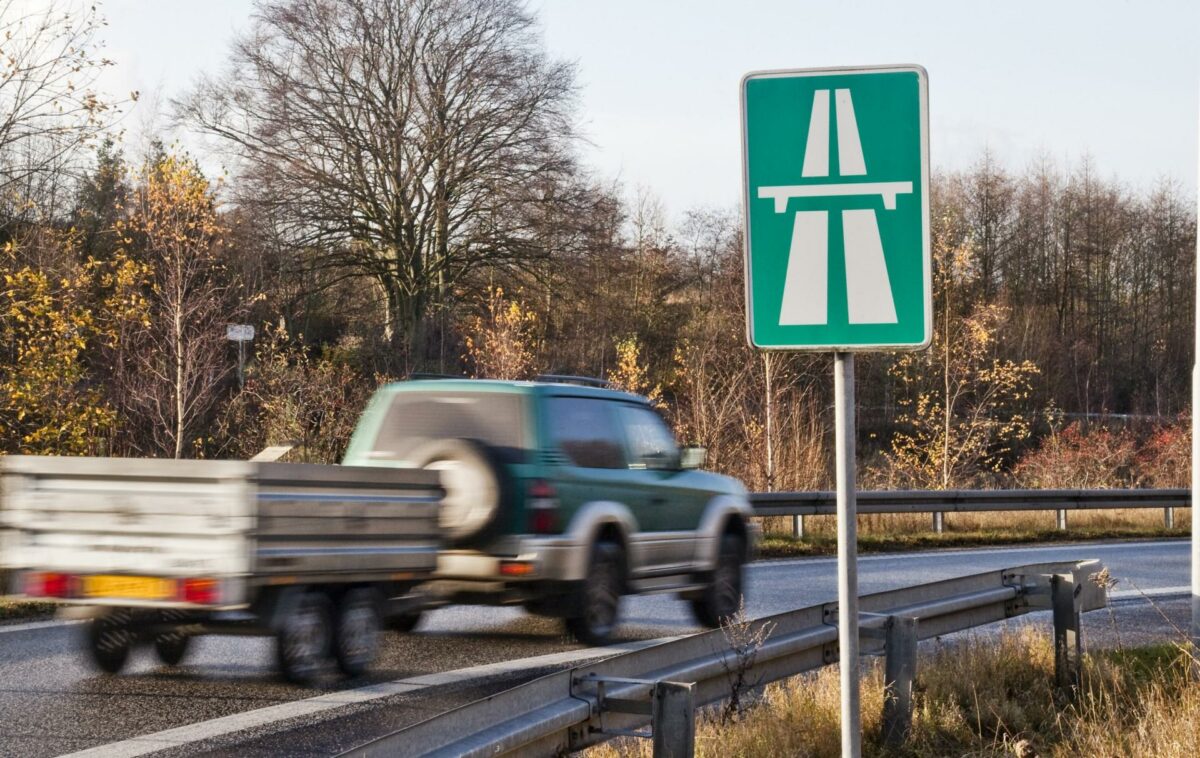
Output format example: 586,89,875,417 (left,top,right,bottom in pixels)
528,479,561,534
